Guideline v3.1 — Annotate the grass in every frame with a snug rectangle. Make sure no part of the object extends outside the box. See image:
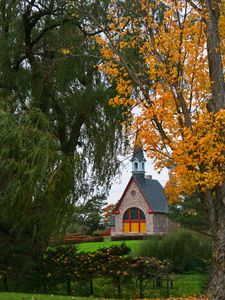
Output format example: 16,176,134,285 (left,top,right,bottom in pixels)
77,239,147,255
0,240,208,299
92,273,206,299
0,293,96,300
172,274,207,297
0,274,207,300
141,273,207,298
